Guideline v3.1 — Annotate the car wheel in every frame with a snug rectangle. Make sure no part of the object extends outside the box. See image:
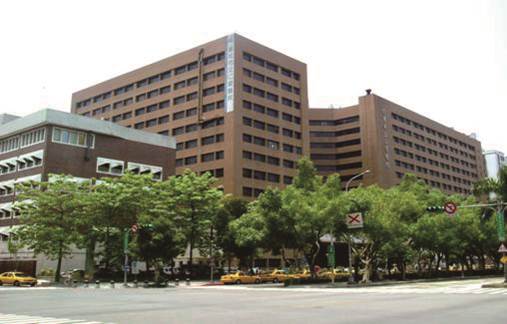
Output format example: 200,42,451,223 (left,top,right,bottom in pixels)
235,279,241,285
273,278,279,283
0,281,3,286
14,281,20,287
255,278,260,284
30,282,36,287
